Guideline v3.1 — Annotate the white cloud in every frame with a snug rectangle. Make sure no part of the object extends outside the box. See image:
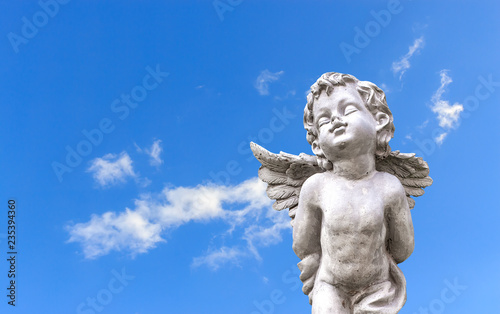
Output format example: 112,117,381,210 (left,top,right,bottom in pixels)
434,132,448,145
191,200,291,270
254,70,284,95
392,37,424,80
67,177,289,265
431,70,464,131
191,212,291,270
243,207,290,260
191,247,246,271
87,152,136,187
147,139,163,166
66,209,164,259
136,139,164,167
